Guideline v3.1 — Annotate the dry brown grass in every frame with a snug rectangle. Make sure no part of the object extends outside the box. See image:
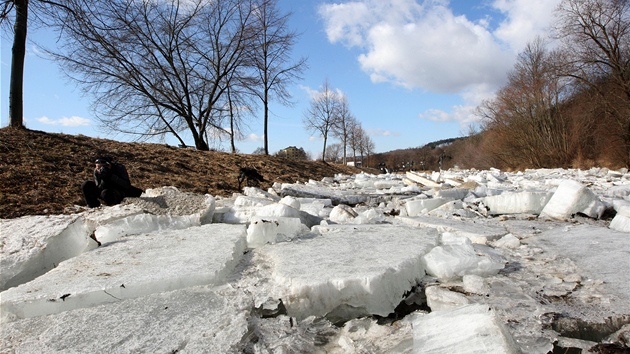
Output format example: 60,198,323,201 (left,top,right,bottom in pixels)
0,127,365,219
